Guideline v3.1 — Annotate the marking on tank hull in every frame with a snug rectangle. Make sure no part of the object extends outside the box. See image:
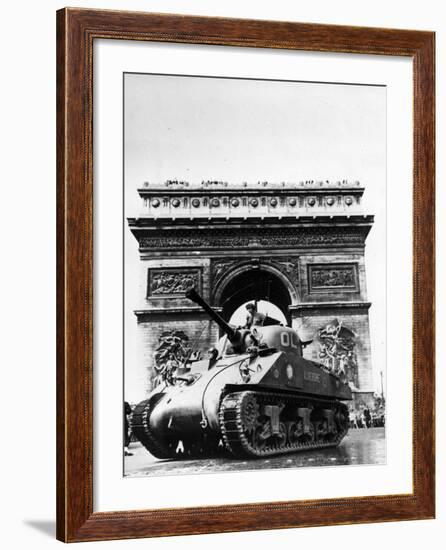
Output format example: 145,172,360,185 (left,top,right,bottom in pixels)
304,371,321,383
